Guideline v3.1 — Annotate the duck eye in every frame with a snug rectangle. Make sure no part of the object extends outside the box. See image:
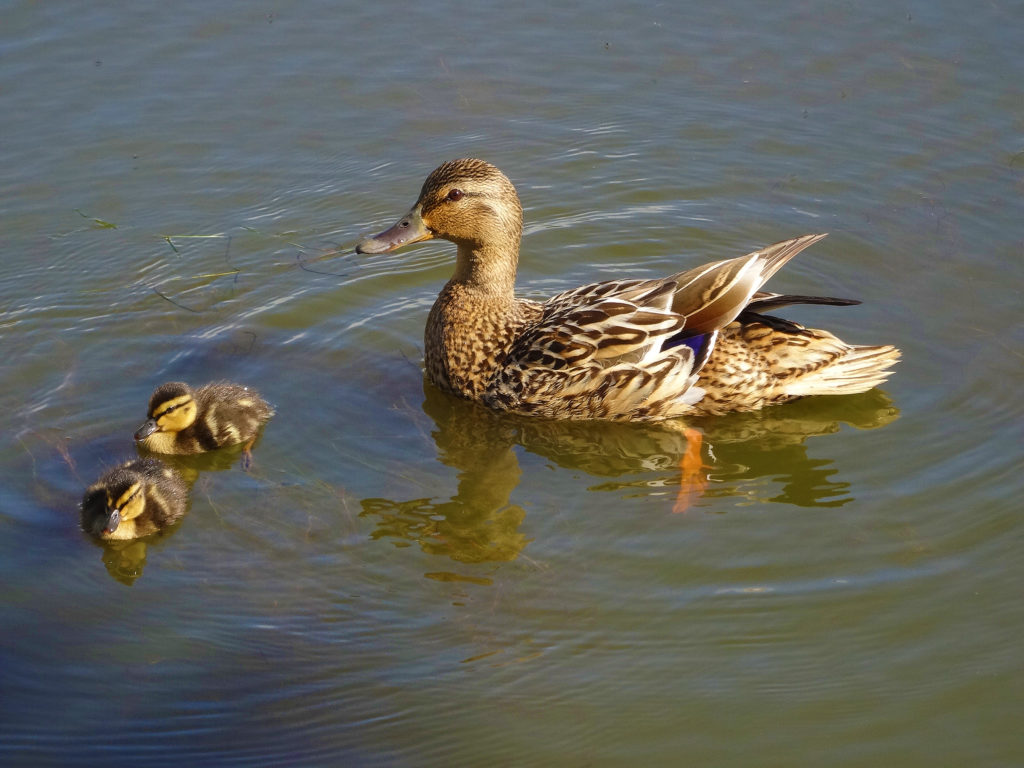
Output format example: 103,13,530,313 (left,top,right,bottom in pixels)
446,188,464,202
